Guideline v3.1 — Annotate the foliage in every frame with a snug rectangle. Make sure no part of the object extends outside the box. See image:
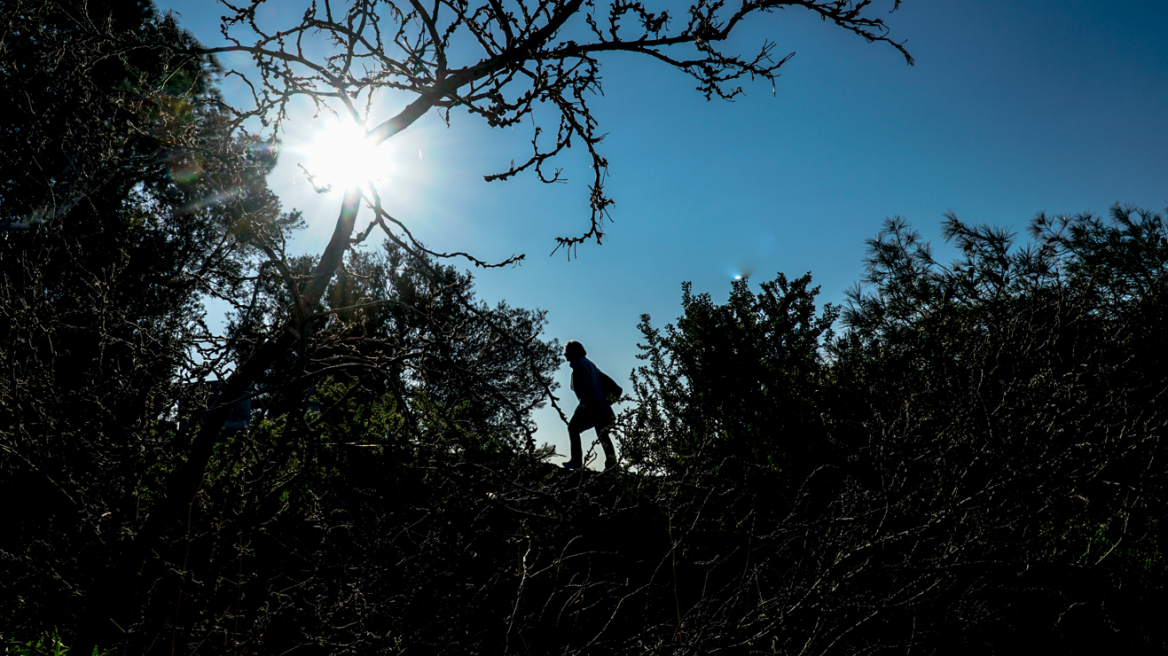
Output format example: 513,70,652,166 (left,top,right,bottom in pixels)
229,240,561,450
819,205,1168,650
218,200,1162,654
0,0,297,645
619,273,839,489
25,1,1154,654
19,1,913,648
3,626,98,656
